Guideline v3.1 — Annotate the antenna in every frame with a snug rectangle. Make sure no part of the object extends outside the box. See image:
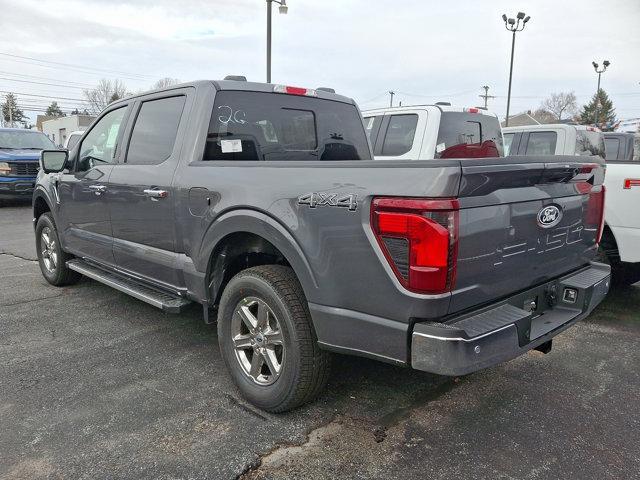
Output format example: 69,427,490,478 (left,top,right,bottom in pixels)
479,85,495,109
